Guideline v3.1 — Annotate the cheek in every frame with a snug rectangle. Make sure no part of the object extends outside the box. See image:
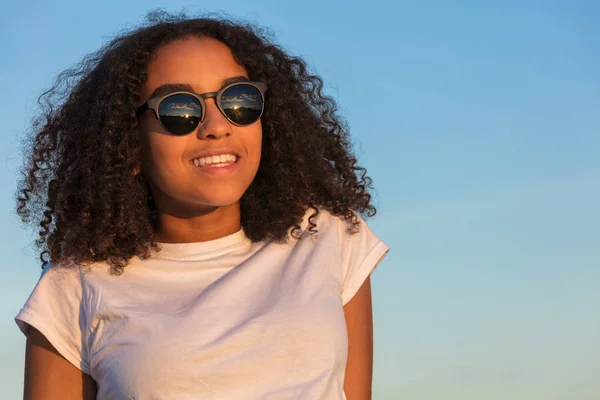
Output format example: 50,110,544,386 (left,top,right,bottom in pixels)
140,131,188,183
247,124,263,166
